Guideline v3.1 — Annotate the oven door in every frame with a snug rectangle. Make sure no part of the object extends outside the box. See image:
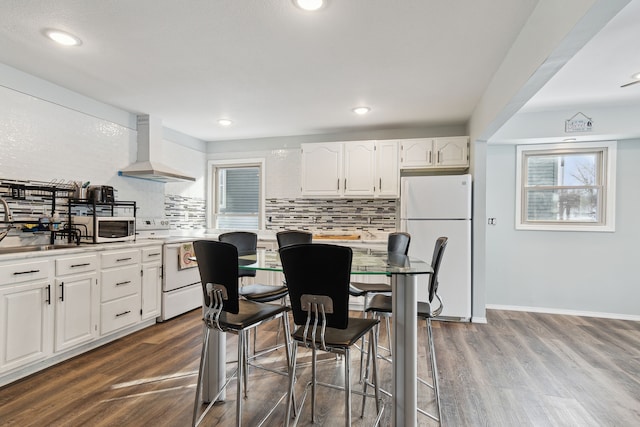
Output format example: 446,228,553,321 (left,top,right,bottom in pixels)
163,243,201,292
